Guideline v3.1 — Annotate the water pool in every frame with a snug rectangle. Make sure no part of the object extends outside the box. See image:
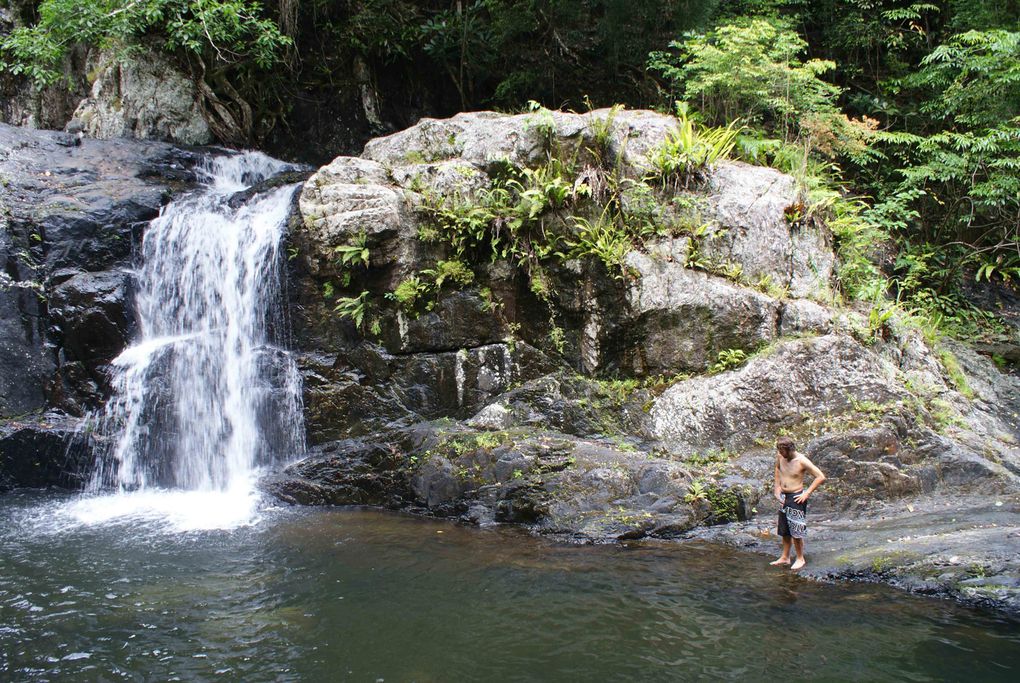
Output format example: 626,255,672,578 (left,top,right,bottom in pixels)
2,491,1017,681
